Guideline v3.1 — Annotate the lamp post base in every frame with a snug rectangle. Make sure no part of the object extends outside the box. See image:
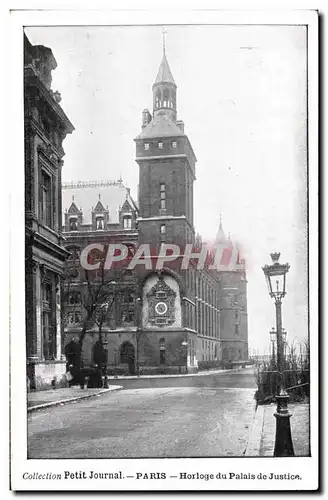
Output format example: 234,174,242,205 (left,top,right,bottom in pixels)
274,391,295,457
